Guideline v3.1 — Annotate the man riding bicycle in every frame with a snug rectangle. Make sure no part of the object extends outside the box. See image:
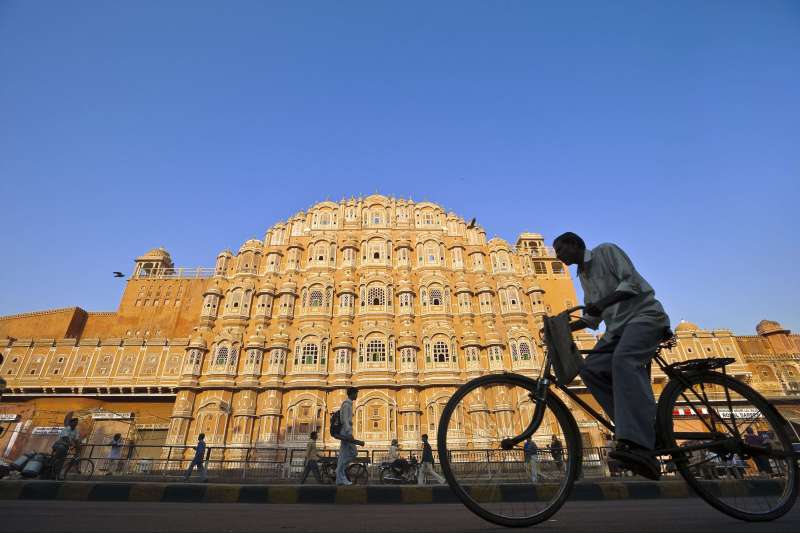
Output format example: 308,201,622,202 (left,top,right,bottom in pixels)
50,415,81,478
553,232,670,480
